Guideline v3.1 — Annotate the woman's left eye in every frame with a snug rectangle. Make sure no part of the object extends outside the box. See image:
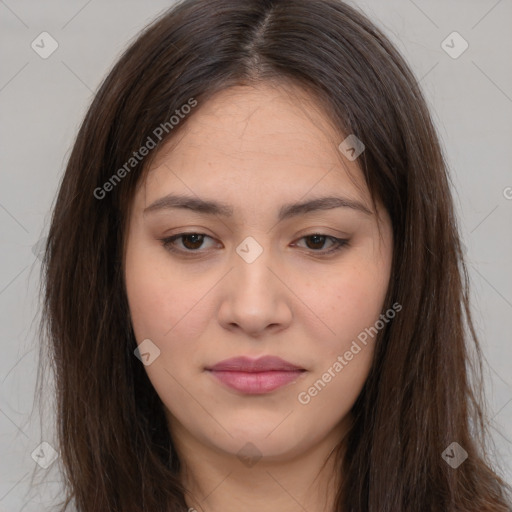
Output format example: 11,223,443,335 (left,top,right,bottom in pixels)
294,234,349,254
159,233,349,255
